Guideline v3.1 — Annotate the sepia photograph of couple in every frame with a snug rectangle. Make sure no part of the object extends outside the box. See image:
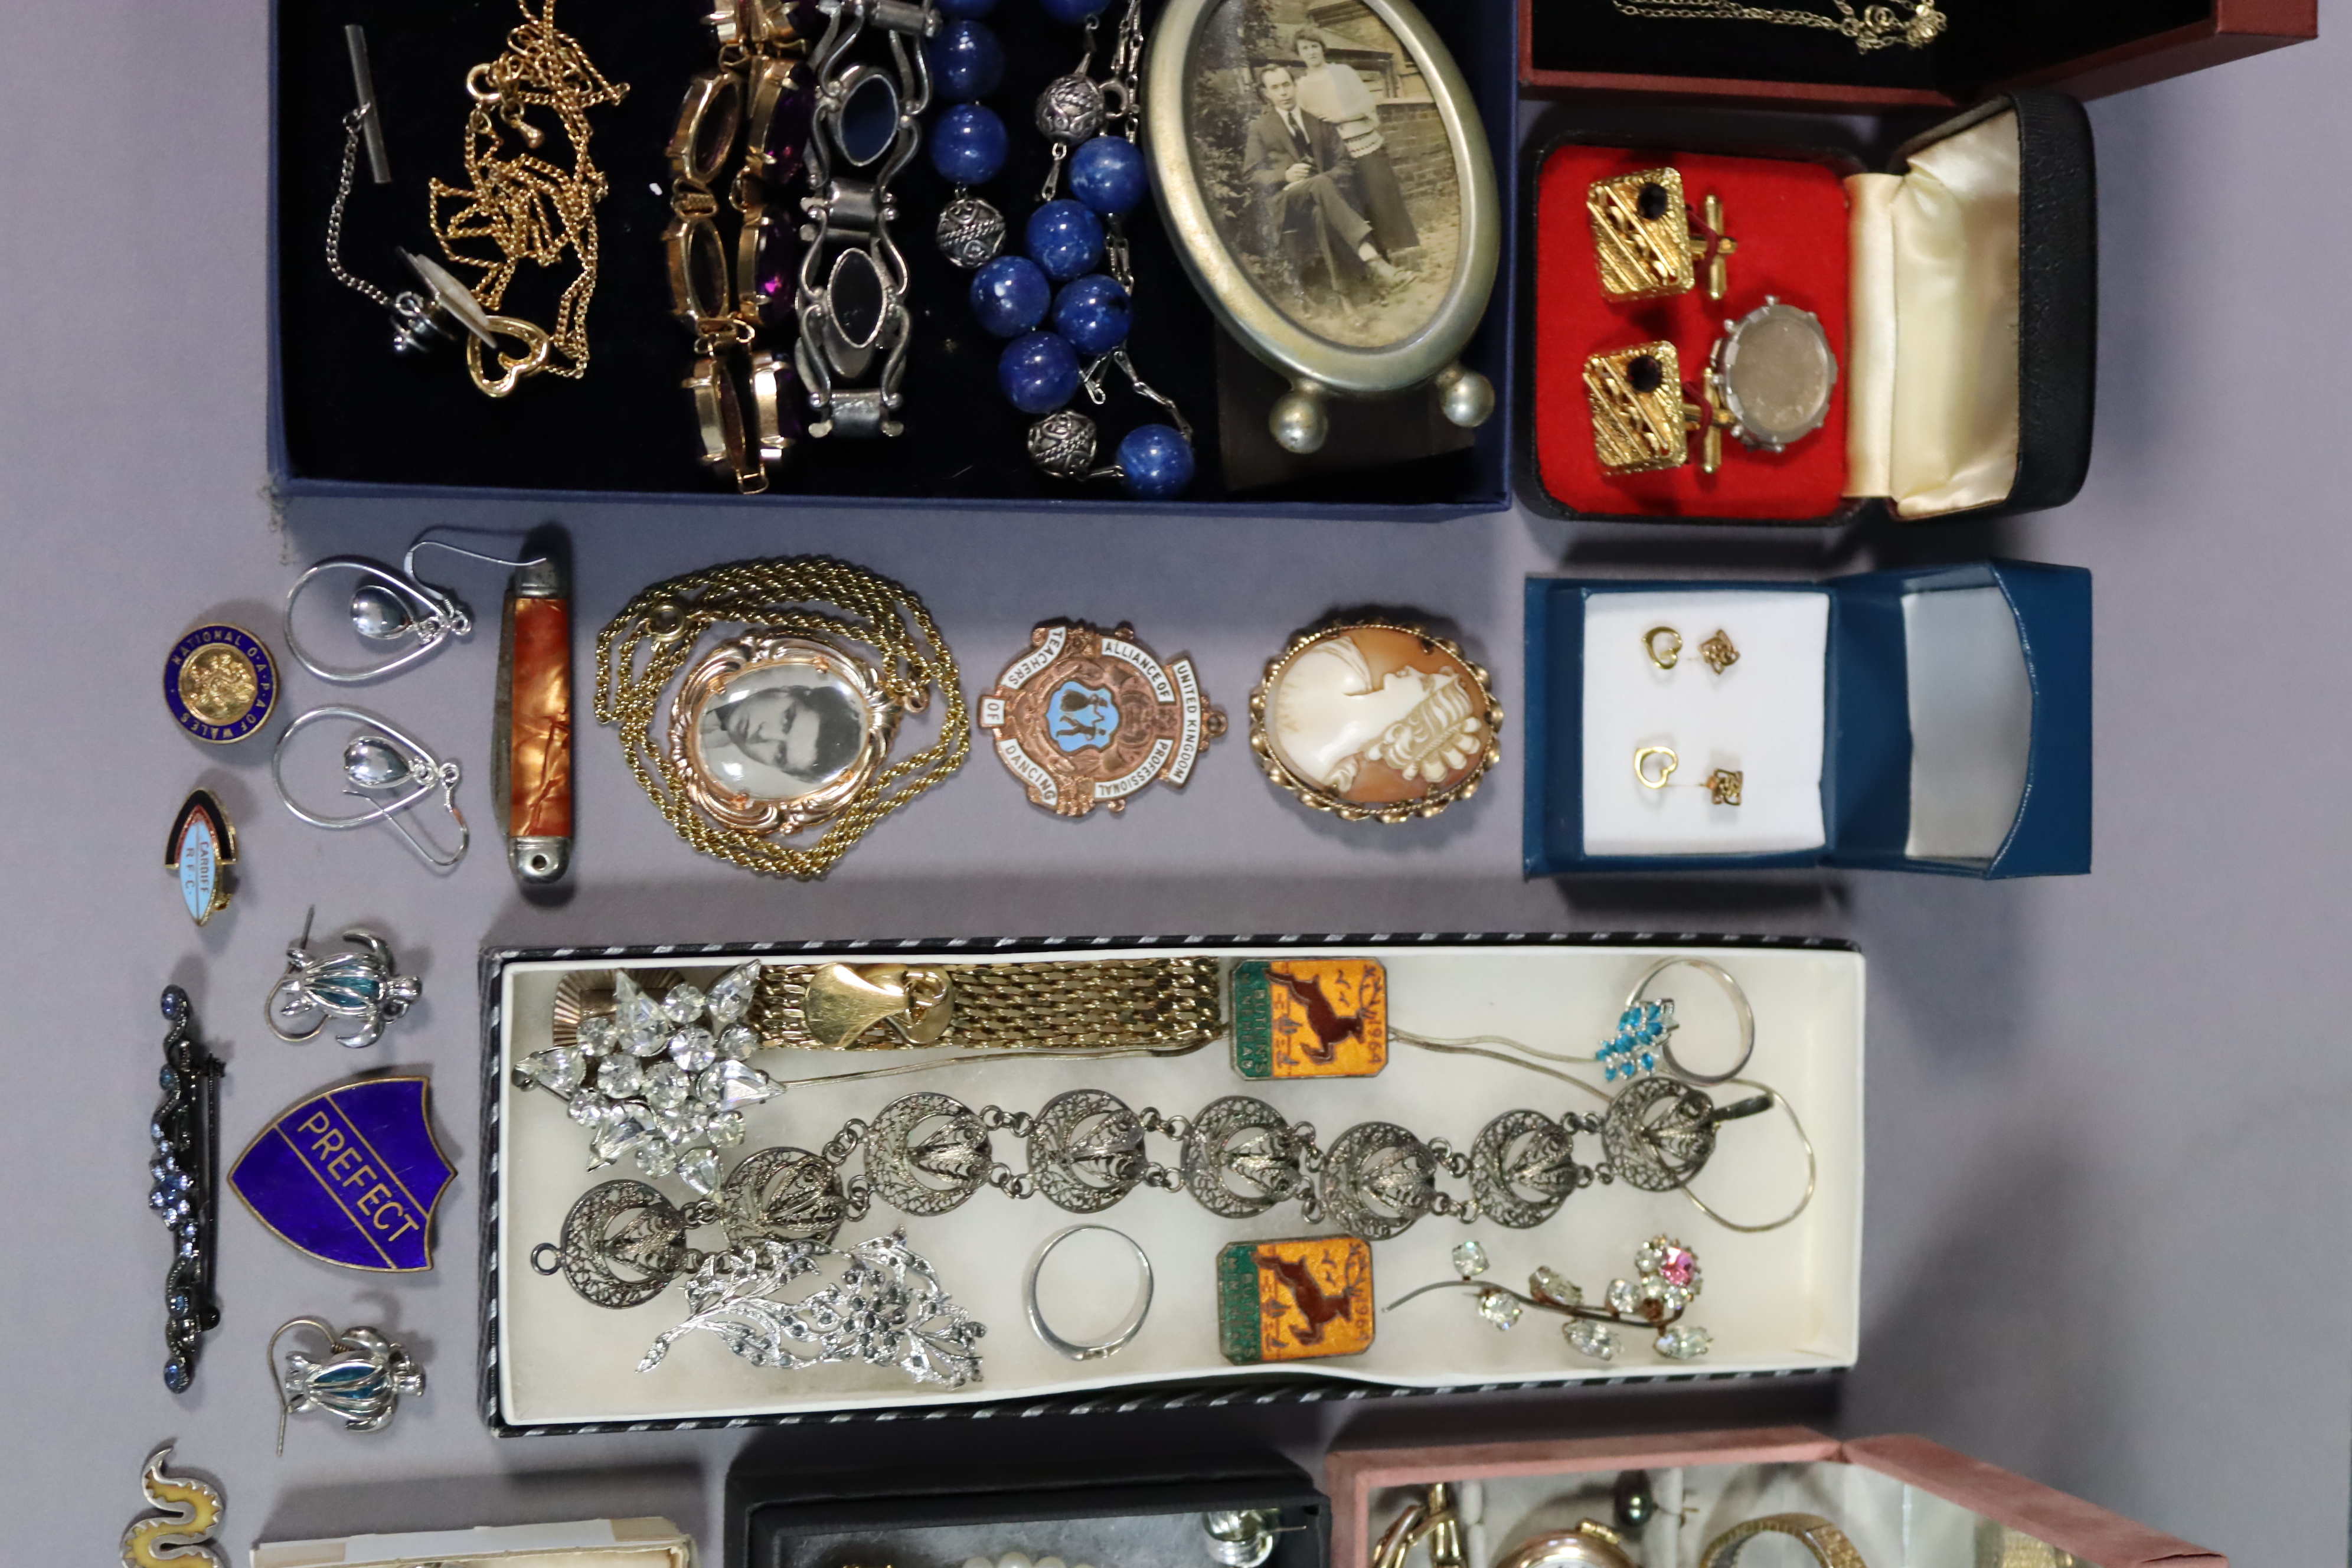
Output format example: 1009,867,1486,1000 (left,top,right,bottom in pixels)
1185,0,1463,350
